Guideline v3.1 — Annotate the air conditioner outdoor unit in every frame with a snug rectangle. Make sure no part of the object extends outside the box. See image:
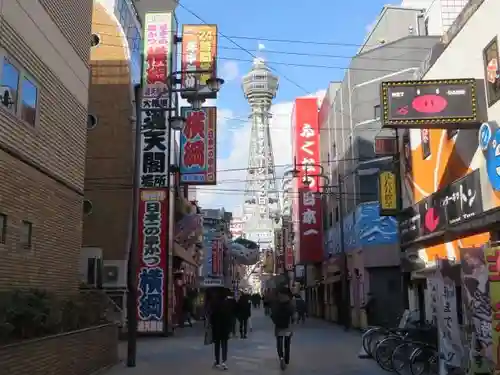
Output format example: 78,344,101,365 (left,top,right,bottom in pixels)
102,260,128,288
